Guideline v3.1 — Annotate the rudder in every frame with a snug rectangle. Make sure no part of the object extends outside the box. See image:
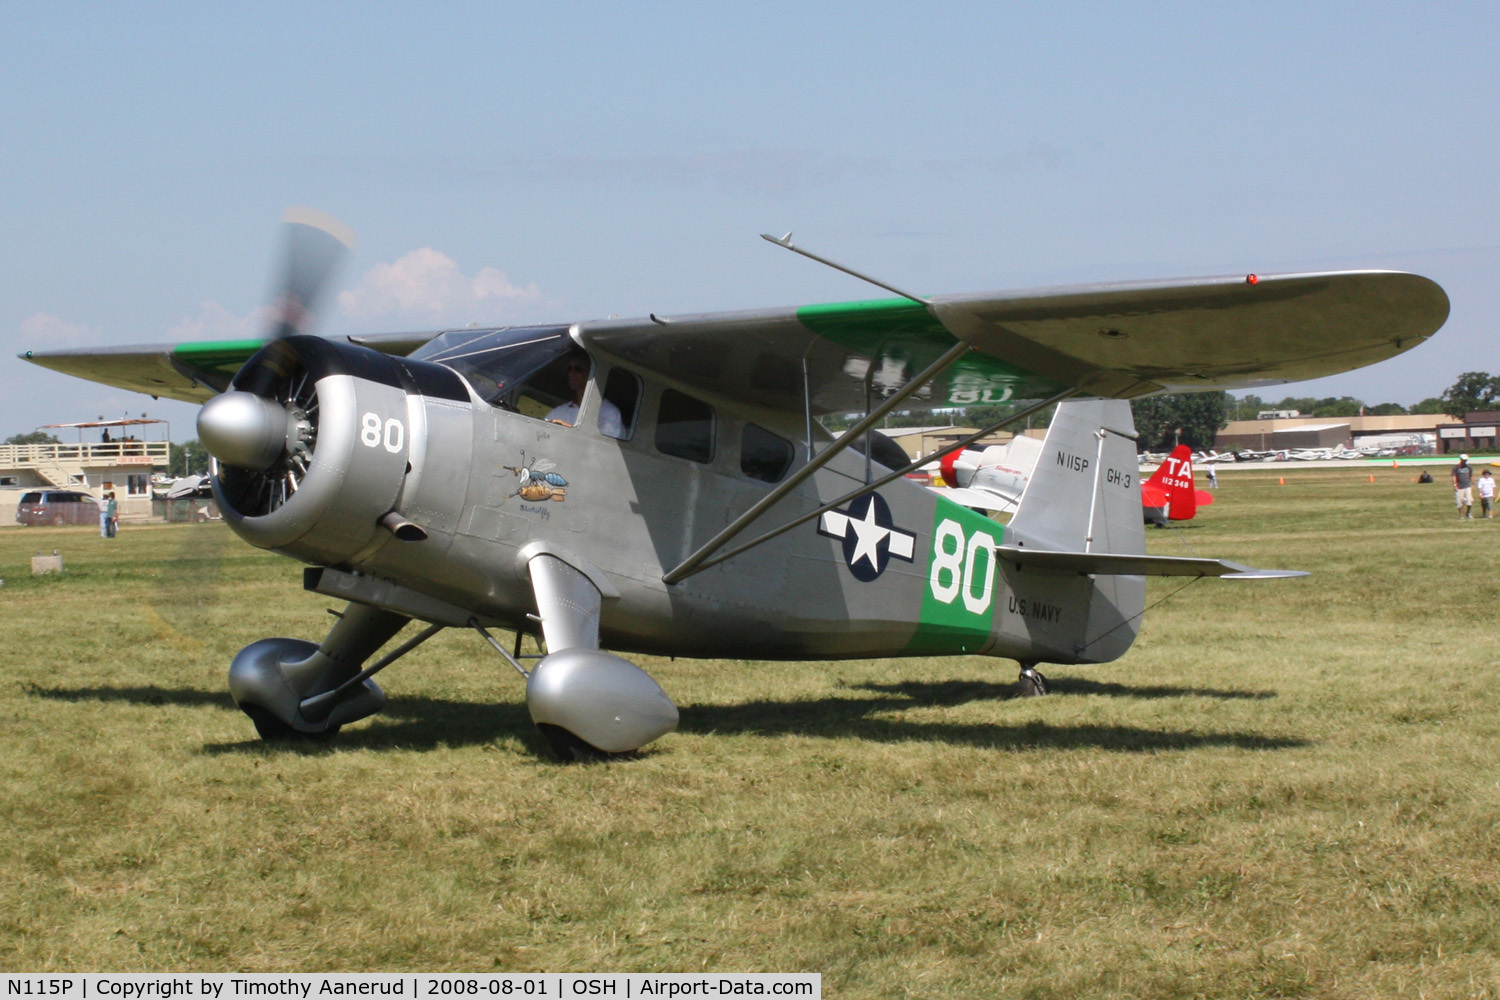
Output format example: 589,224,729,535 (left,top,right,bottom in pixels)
1005,399,1146,664
1009,399,1145,559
